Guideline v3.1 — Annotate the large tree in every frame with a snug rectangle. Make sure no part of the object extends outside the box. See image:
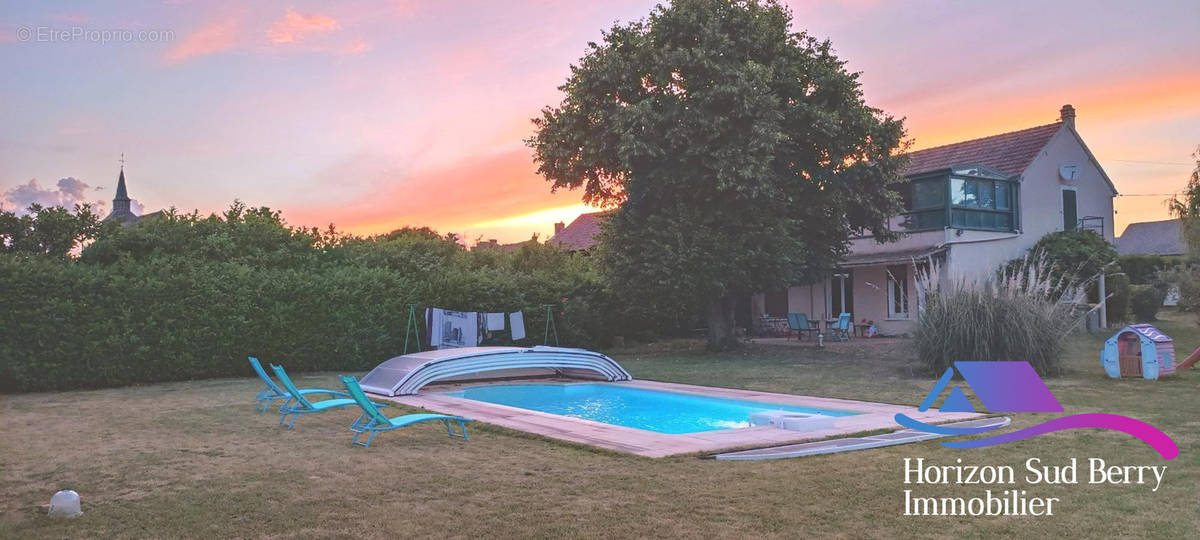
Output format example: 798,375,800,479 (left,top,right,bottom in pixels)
528,0,908,350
